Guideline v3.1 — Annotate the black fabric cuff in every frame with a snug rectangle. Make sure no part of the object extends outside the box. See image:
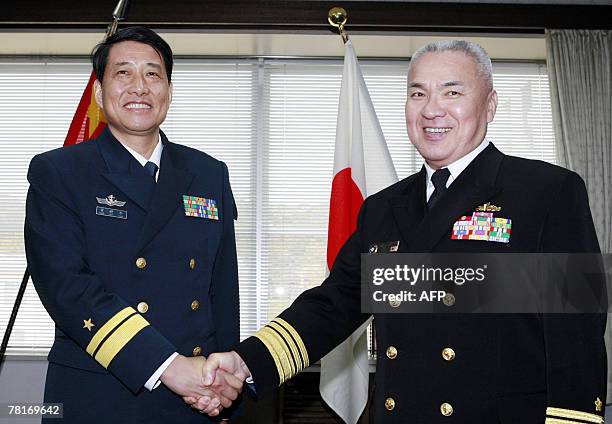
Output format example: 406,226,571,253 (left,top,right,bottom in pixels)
234,336,280,396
